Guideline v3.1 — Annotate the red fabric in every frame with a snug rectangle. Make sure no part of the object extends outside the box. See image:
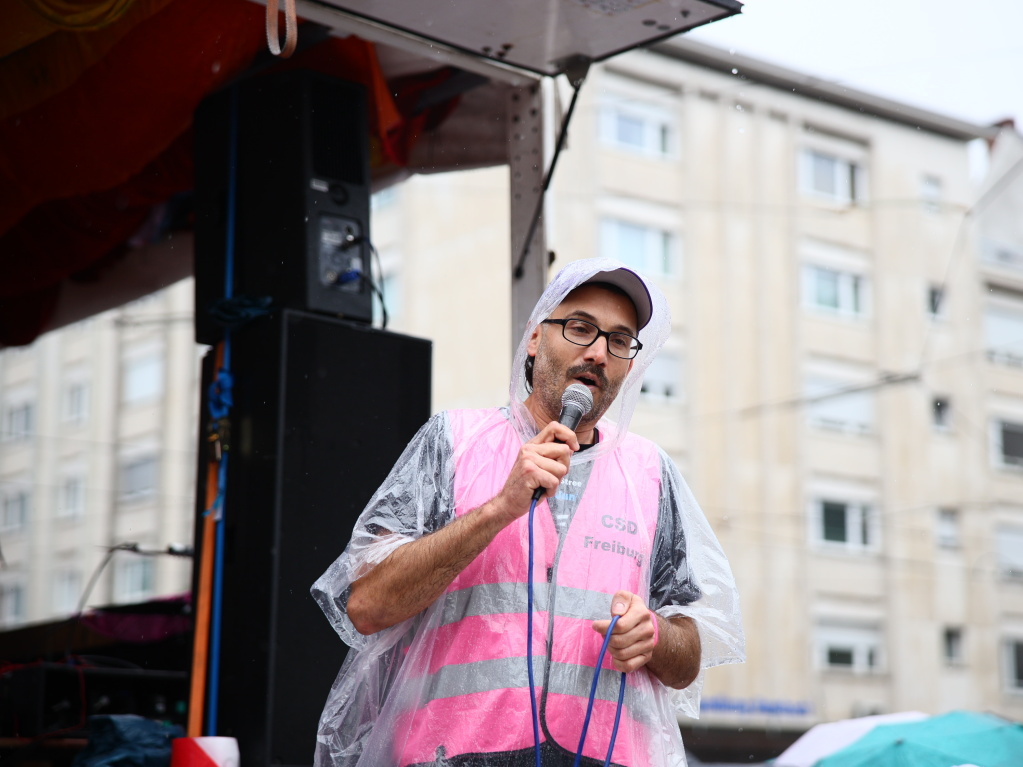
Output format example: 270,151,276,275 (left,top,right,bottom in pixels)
386,66,464,165
79,609,192,644
0,0,461,346
0,0,266,237
0,130,193,298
